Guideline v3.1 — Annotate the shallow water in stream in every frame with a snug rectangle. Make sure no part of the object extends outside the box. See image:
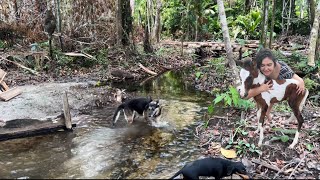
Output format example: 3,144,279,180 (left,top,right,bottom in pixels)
0,69,214,179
